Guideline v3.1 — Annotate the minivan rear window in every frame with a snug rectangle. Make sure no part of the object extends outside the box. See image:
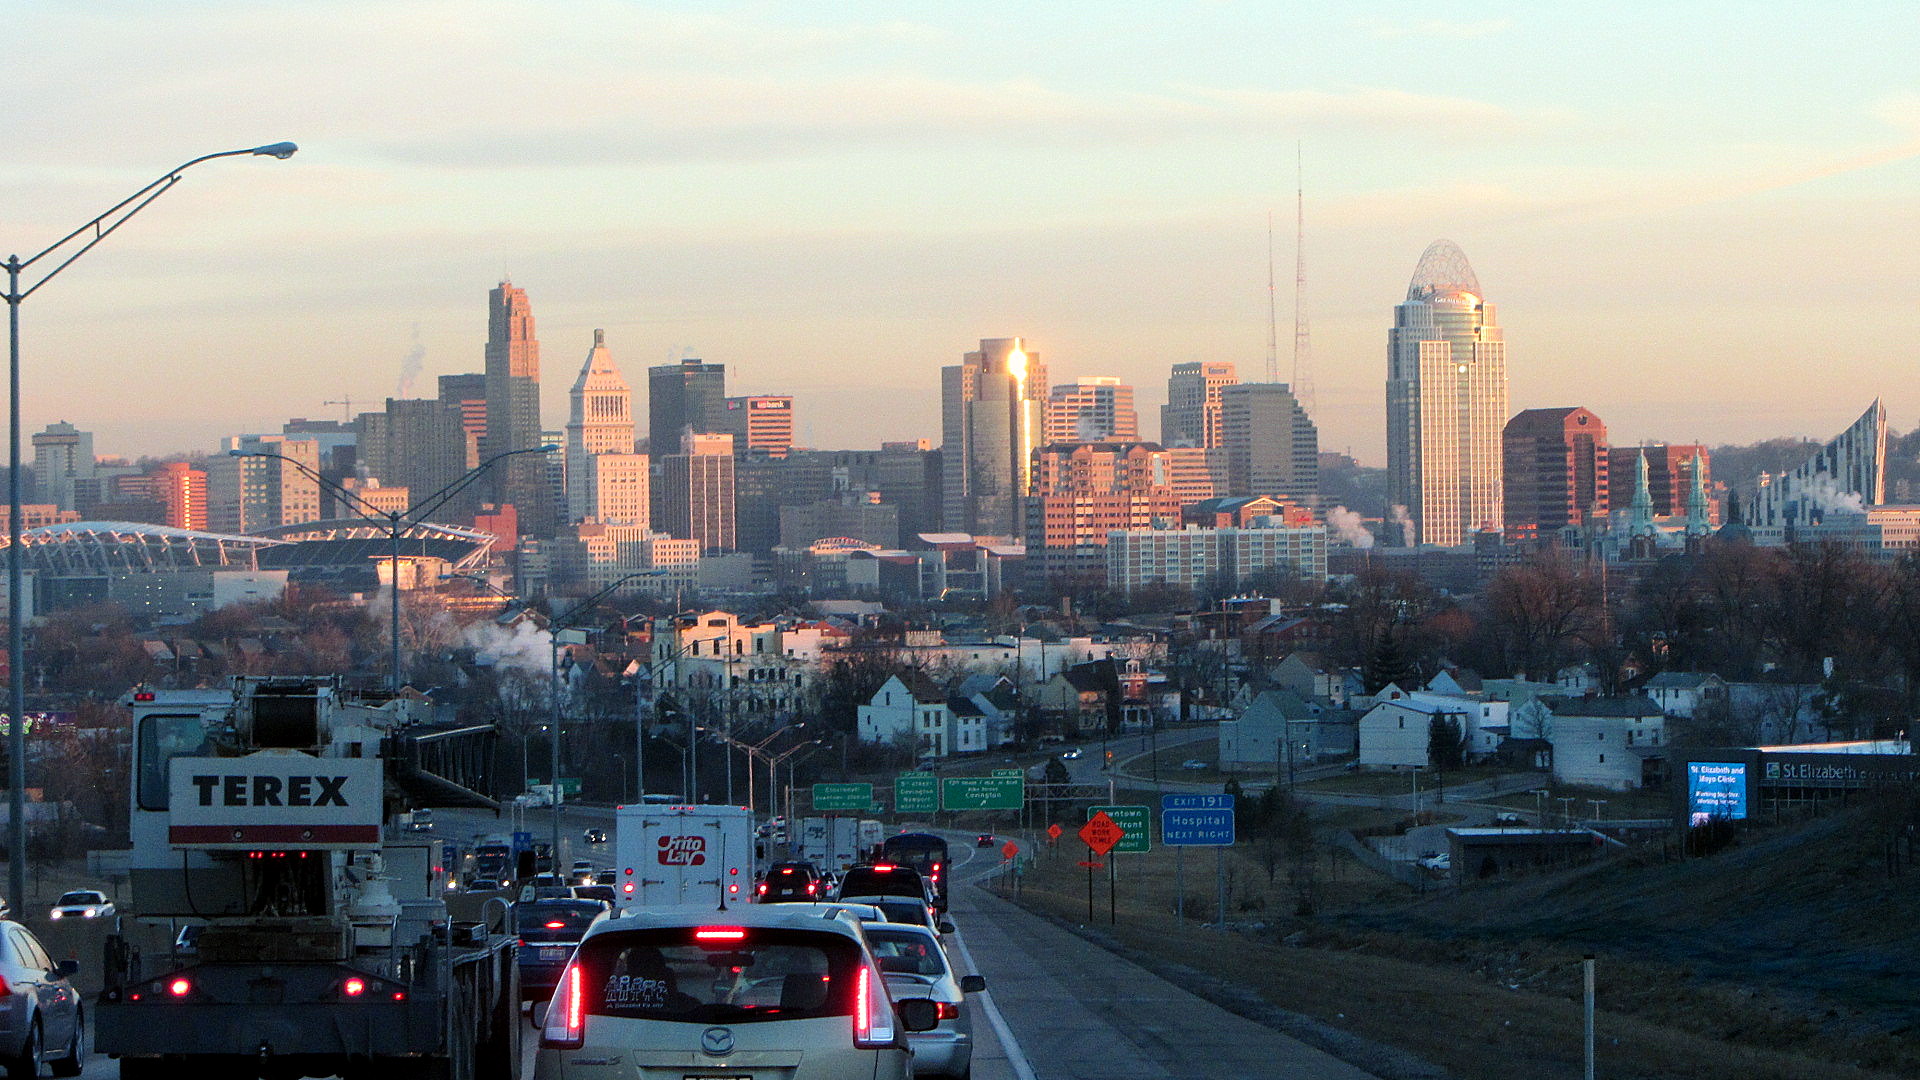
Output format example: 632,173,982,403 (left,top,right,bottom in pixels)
516,902,602,943
575,927,862,1024
836,868,923,899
